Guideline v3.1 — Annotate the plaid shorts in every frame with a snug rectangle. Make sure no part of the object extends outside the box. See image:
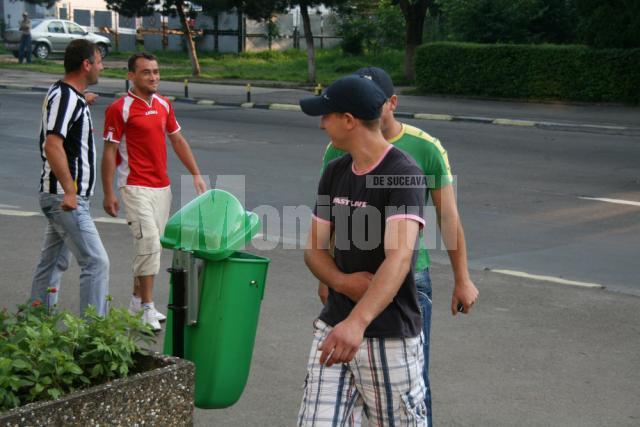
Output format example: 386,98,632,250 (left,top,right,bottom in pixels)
297,319,428,426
